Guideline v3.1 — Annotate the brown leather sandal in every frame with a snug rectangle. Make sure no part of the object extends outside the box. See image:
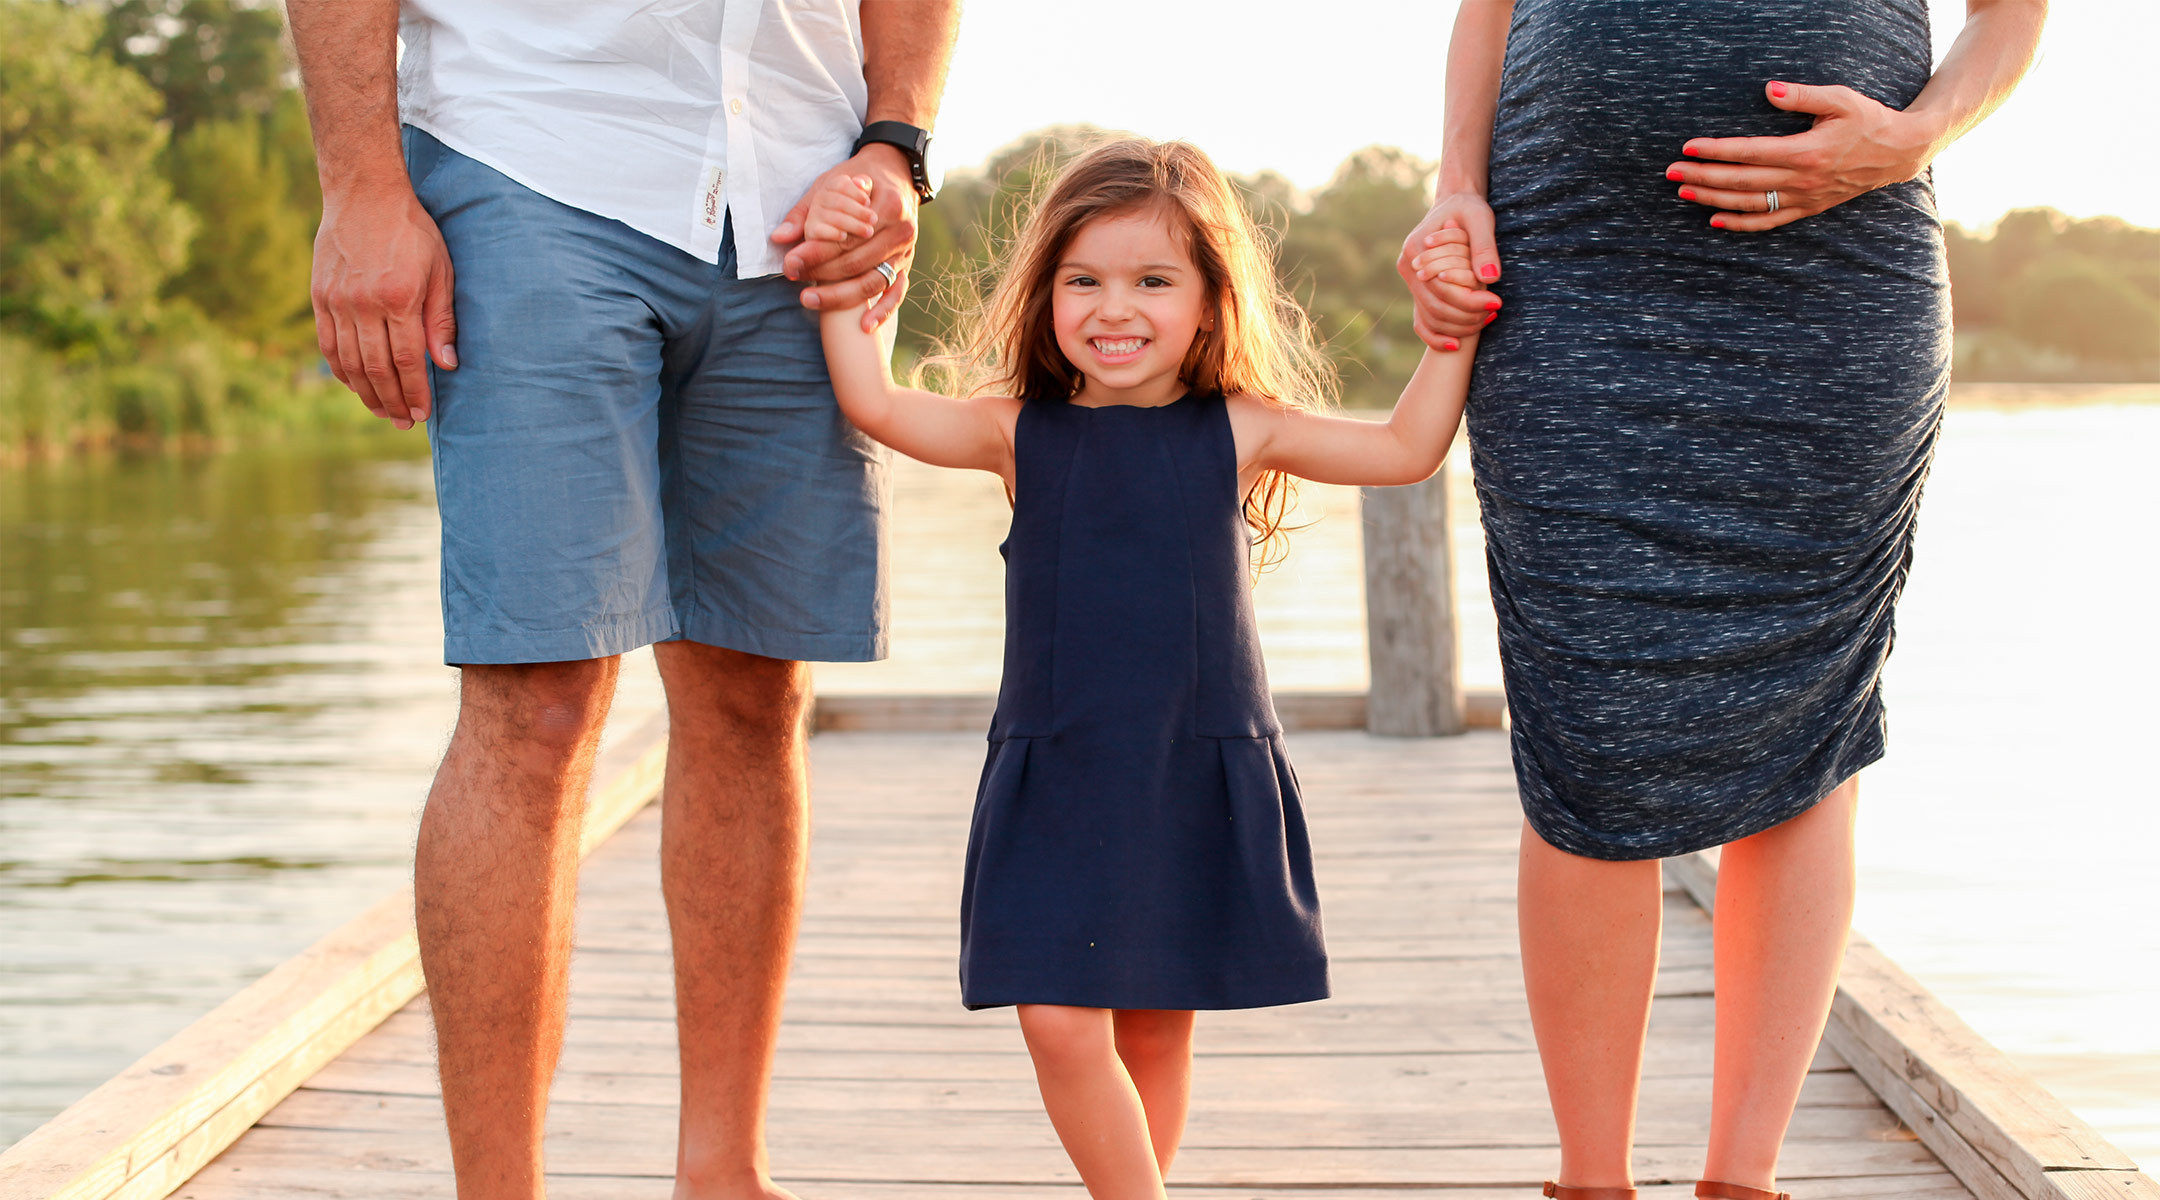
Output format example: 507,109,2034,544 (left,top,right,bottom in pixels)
1695,1183,1791,1200
1542,1185,1637,1199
